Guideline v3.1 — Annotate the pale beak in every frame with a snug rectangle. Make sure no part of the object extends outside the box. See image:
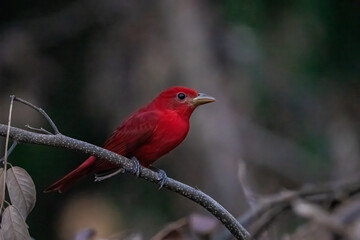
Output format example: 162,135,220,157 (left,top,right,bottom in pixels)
192,93,216,106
